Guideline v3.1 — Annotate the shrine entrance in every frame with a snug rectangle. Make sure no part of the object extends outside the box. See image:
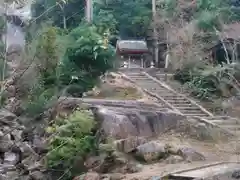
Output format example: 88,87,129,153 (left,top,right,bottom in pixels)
116,40,155,68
